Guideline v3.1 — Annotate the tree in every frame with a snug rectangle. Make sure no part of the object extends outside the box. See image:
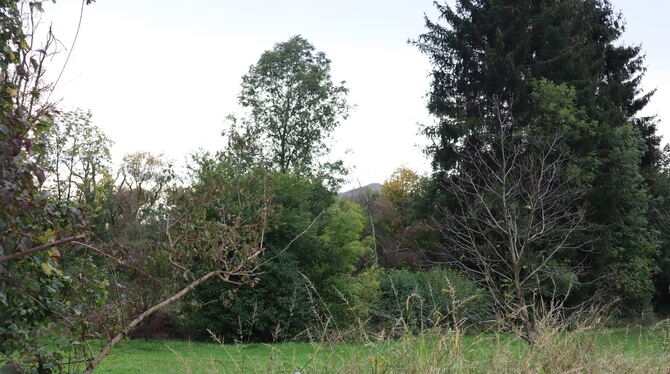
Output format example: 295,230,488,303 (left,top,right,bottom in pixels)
112,152,173,234
416,0,658,171
416,0,660,316
1,0,58,268
436,128,586,343
238,35,349,173
347,172,439,269
649,145,670,316
382,167,420,215
83,137,273,373
40,109,117,241
42,109,113,204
